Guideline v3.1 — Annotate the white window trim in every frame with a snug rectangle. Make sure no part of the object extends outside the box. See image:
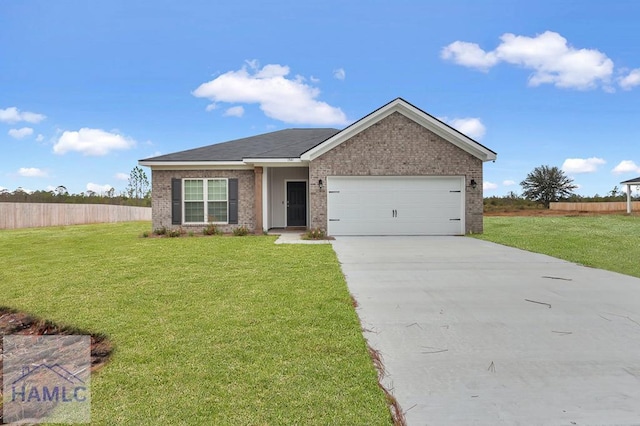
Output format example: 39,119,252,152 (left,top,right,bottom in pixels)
182,178,229,224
